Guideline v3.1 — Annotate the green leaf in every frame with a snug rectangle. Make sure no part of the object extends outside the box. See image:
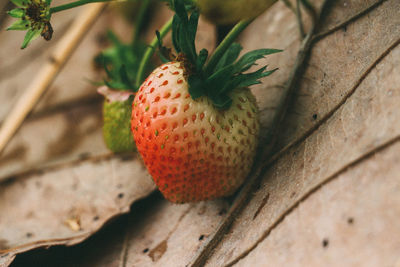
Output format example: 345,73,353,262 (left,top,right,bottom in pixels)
228,66,274,90
196,48,208,73
171,15,181,53
7,8,24,18
102,56,116,80
206,64,235,93
10,0,29,7
45,0,52,6
188,75,205,99
171,0,197,63
187,10,199,46
21,27,42,49
210,93,232,109
234,48,282,73
104,80,129,90
214,43,243,72
119,65,134,89
173,0,188,23
7,19,30,31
